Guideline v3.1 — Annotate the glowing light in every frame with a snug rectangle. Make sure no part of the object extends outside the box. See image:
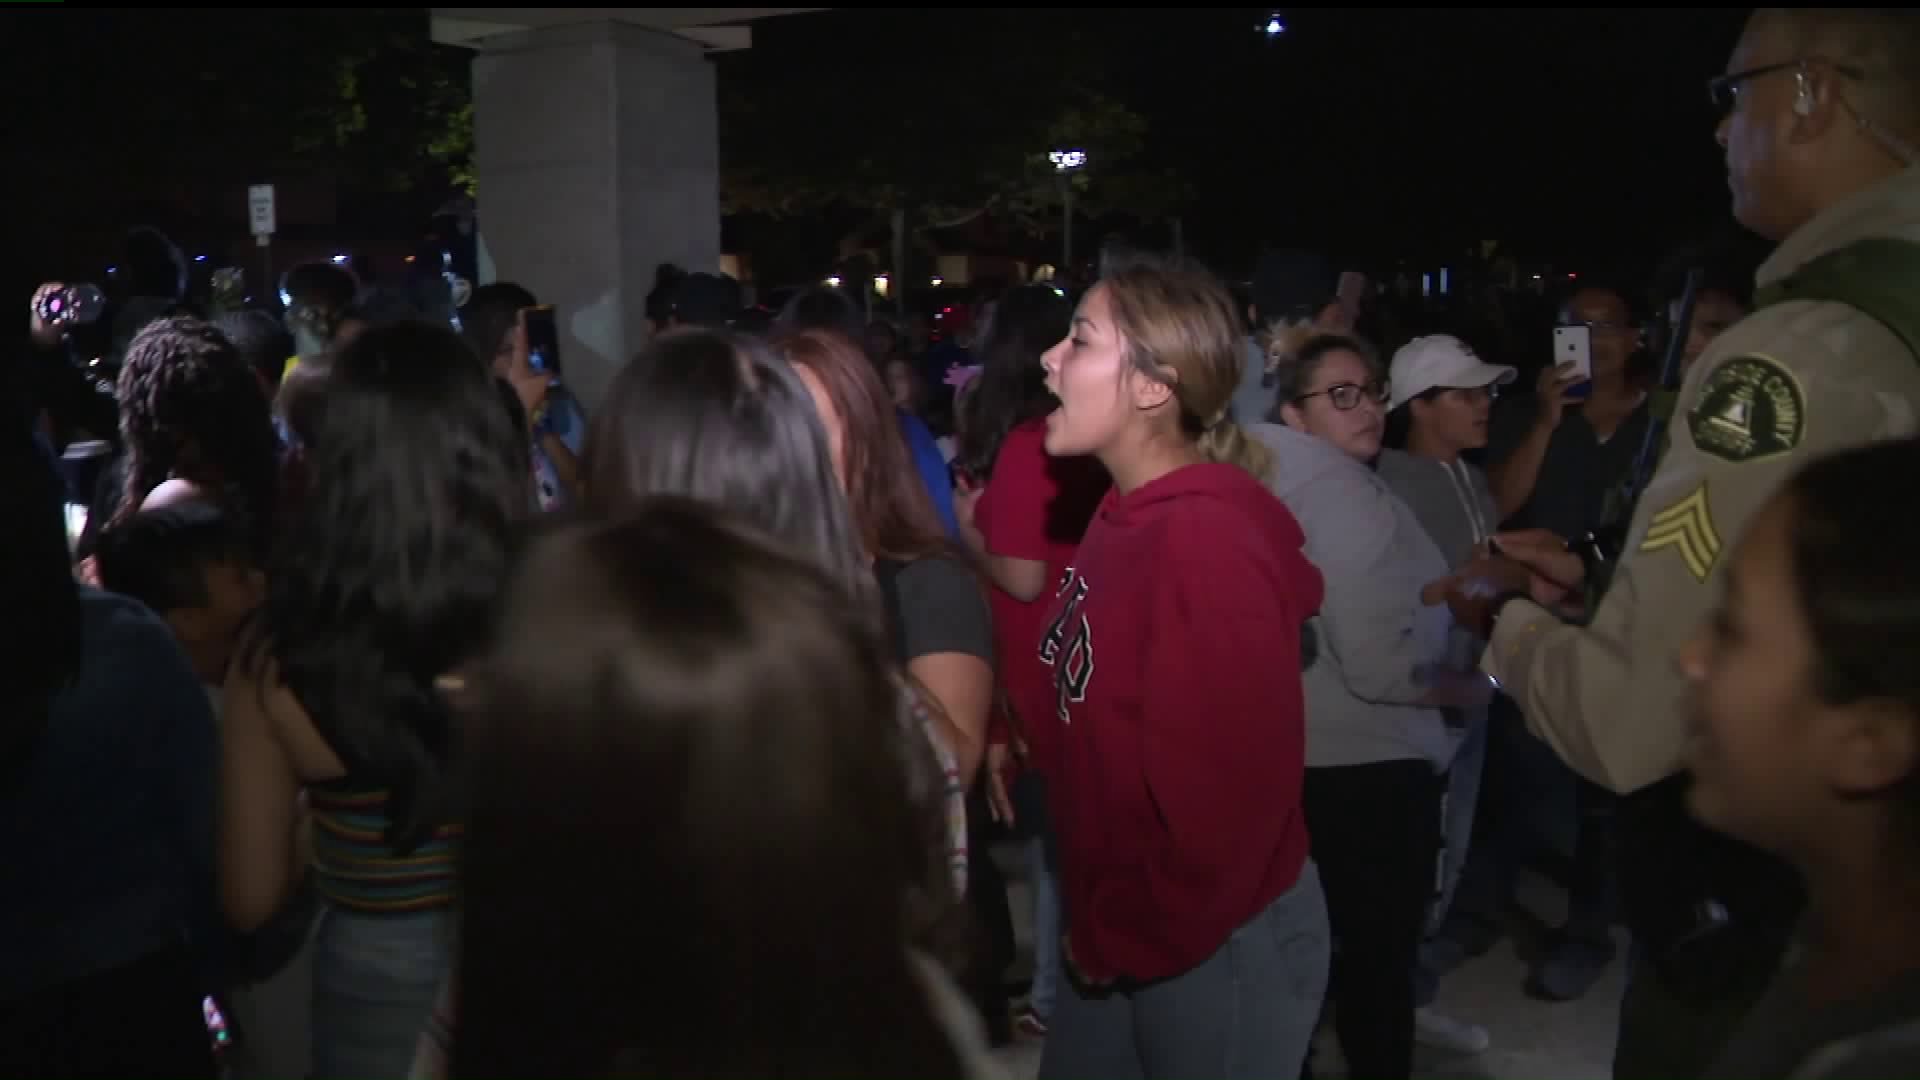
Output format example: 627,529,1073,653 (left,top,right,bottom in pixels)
404,255,416,263
1049,149,1088,172
1264,14,1286,36
873,274,891,298
194,254,208,262
331,254,349,264
930,276,944,287
825,275,843,287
